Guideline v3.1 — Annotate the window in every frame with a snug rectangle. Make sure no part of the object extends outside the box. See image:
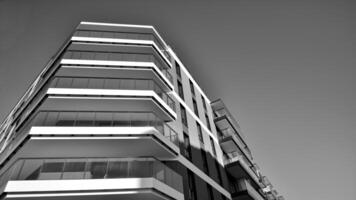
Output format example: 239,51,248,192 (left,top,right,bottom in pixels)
180,105,188,127
205,114,211,131
175,61,181,78
177,80,184,100
196,122,204,144
201,95,207,111
187,171,197,200
207,185,214,200
189,80,195,96
182,132,192,160
215,161,223,185
210,137,217,157
193,99,199,116
201,149,209,174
